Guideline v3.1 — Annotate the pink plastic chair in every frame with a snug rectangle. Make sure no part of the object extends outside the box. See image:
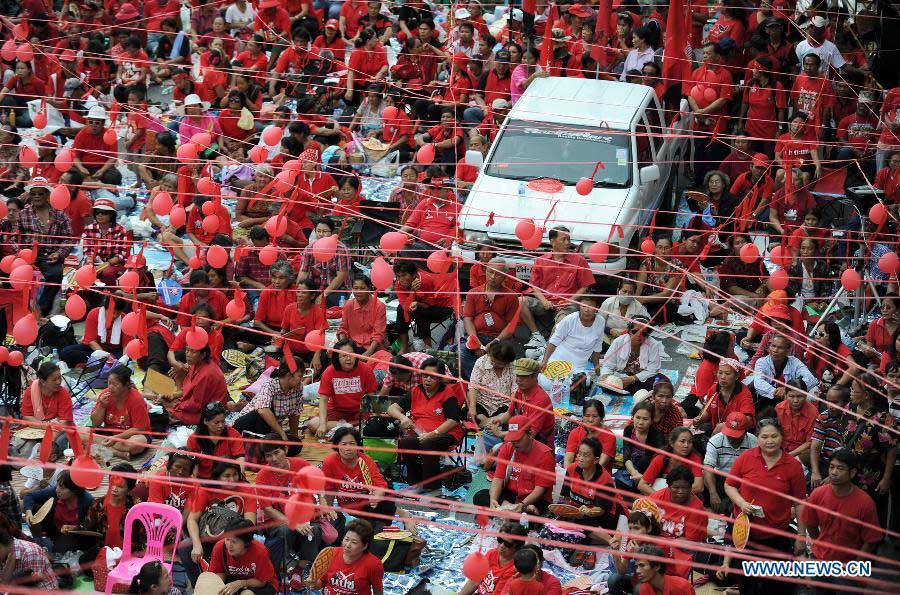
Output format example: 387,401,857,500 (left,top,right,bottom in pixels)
104,502,184,595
